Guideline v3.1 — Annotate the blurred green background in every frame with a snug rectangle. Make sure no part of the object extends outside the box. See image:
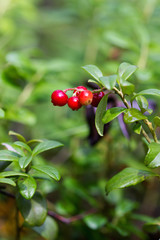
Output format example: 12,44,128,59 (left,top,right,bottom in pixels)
0,0,160,239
